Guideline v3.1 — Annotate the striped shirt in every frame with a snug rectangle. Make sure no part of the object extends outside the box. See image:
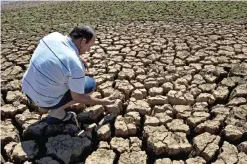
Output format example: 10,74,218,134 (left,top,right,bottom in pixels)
22,32,85,107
